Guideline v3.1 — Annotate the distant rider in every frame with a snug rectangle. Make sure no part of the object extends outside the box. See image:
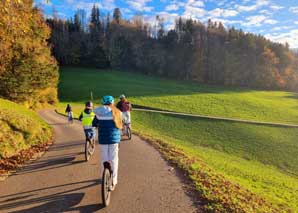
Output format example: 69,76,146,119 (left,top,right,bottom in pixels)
116,94,132,127
79,101,96,141
65,103,73,123
93,96,122,191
